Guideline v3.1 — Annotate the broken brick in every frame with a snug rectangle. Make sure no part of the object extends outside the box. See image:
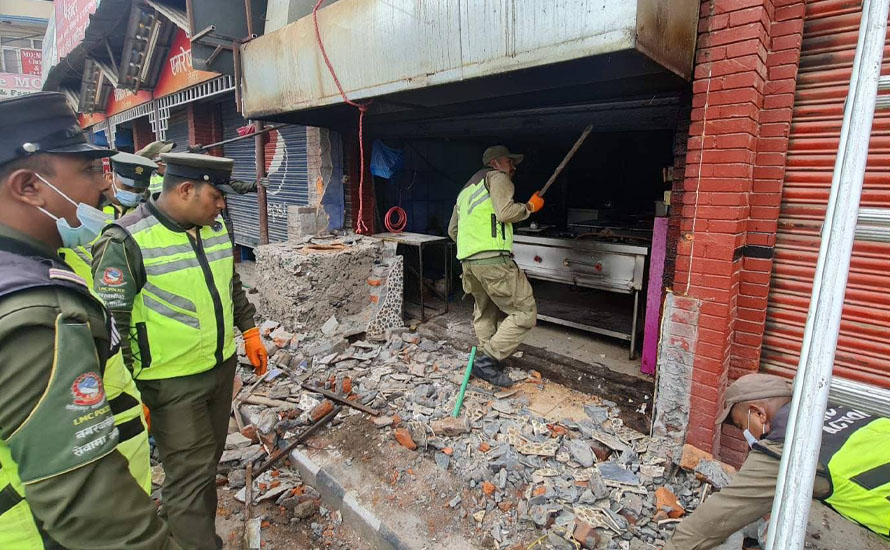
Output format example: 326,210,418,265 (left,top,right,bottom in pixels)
240,424,258,443
679,443,713,471
394,428,417,450
478,442,491,452
340,377,352,395
573,519,601,548
498,501,513,512
309,399,334,422
655,487,686,519
532,485,547,497
481,481,496,496
443,447,453,455
431,416,469,436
